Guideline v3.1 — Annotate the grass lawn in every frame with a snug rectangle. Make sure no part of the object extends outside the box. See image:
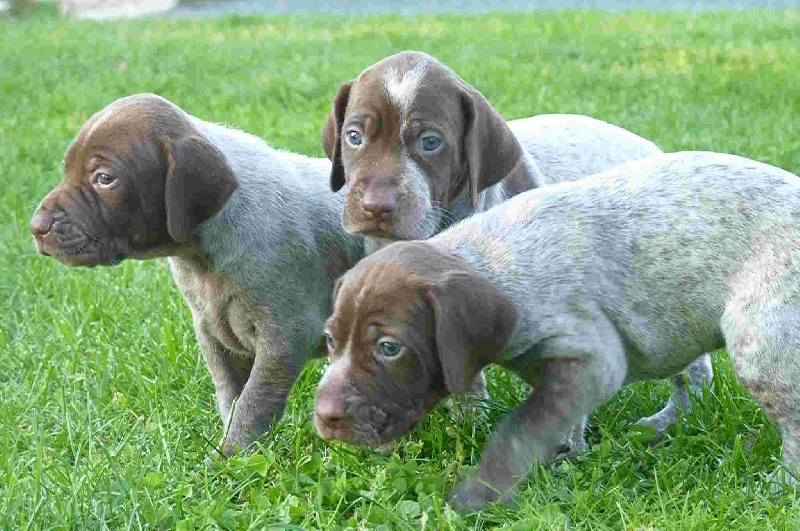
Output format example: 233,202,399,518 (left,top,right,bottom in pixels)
1,5,799,529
